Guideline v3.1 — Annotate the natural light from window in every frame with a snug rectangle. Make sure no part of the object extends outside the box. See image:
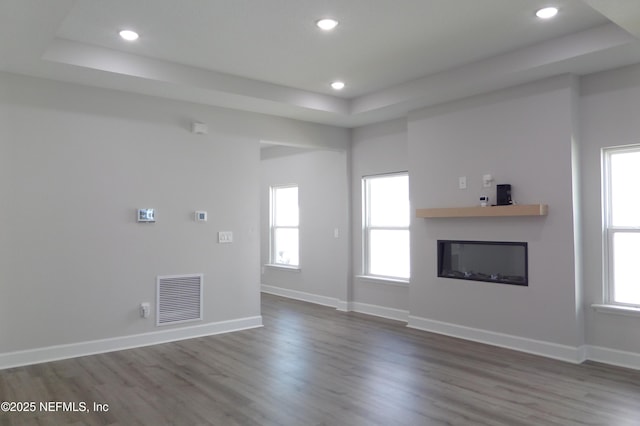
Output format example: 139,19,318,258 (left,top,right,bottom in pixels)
364,173,410,280
271,185,299,267
606,148,640,305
